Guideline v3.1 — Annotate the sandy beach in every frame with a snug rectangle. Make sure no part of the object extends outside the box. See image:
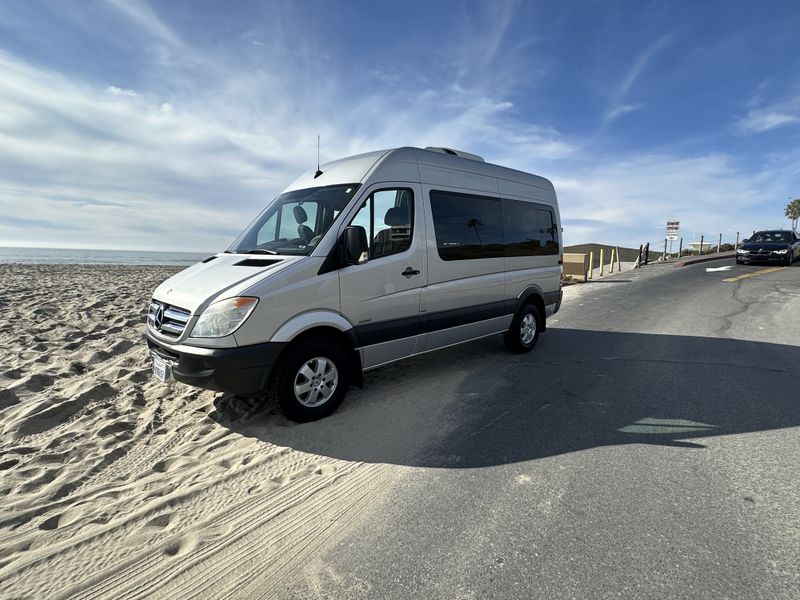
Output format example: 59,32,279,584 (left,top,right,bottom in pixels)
0,263,402,598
